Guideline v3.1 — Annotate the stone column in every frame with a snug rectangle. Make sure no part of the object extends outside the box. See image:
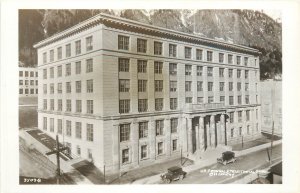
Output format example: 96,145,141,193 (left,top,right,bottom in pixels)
195,123,200,151
180,117,188,153
149,119,156,160
112,124,120,171
165,118,171,156
220,114,225,145
131,121,139,166
187,117,193,154
210,115,216,148
199,116,205,152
